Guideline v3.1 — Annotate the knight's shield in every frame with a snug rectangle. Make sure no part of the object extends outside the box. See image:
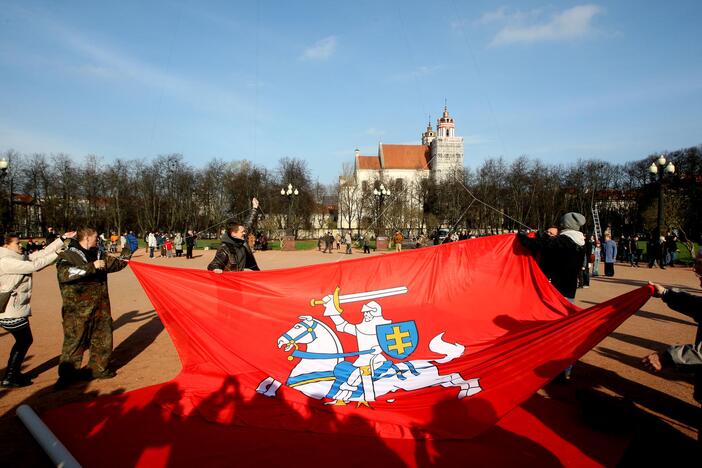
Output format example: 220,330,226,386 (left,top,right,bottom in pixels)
377,321,419,359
